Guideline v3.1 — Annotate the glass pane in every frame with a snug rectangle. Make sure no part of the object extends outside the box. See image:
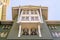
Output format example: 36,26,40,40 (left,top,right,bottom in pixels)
22,29,29,35
22,17,25,21
31,28,37,35
26,17,29,21
31,17,34,21
35,17,39,21
23,11,25,14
